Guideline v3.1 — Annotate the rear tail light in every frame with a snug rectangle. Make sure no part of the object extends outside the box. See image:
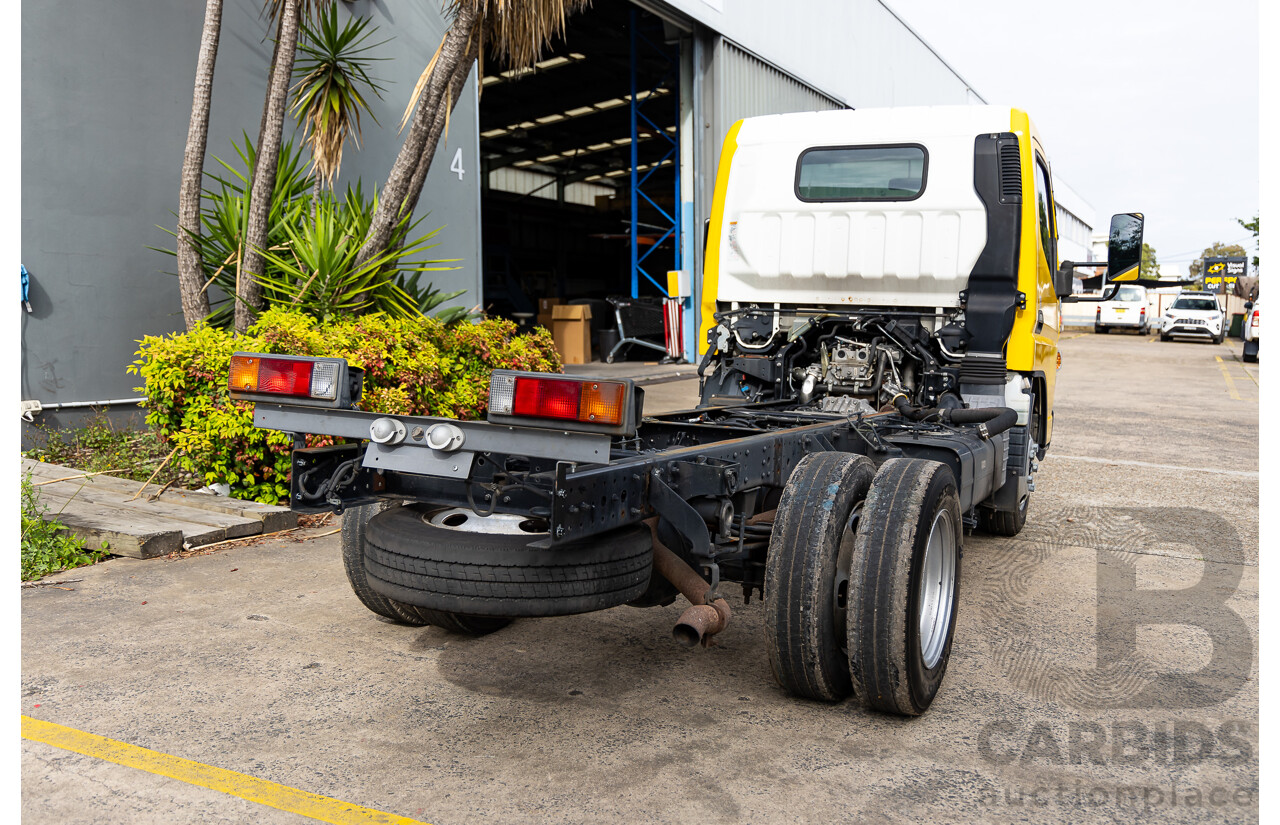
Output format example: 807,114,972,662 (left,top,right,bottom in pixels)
1140,307,1146,317
228,352,361,408
488,371,639,436
1096,306,1102,317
